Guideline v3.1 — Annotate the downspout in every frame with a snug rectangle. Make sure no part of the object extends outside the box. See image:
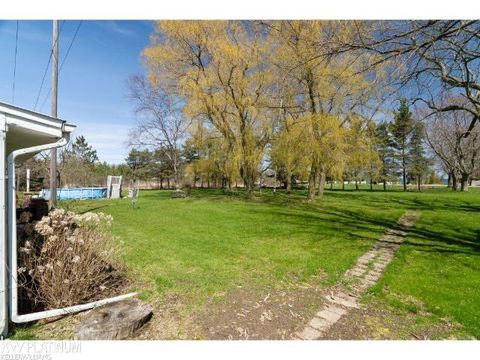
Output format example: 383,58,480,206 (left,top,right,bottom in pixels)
0,115,7,337
7,133,135,324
